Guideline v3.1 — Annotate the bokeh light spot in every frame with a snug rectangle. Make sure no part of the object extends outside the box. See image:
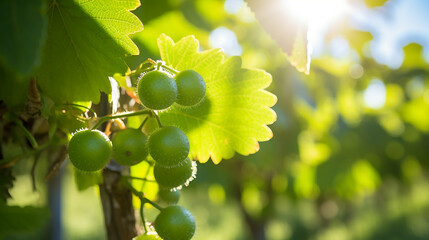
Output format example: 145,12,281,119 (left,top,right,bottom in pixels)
224,0,244,14
209,27,242,56
363,79,386,109
208,184,226,206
